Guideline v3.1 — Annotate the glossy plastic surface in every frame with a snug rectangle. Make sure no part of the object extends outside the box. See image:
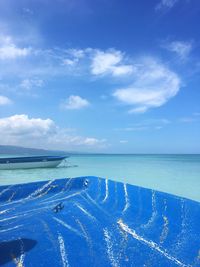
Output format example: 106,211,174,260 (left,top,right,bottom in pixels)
0,177,199,267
